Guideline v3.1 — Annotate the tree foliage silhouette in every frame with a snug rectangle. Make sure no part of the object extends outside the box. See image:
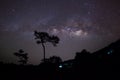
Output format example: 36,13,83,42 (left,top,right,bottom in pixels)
14,49,28,65
49,56,62,64
34,31,60,62
75,49,91,61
